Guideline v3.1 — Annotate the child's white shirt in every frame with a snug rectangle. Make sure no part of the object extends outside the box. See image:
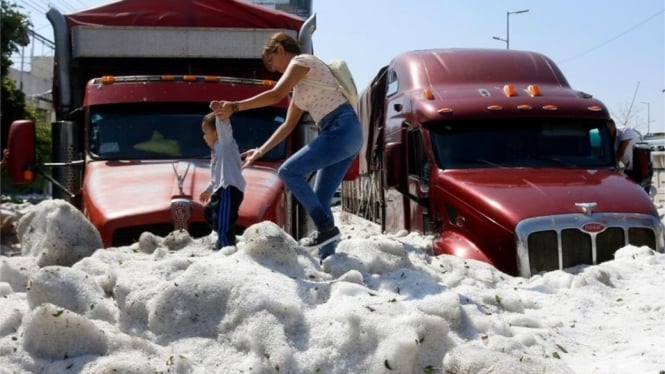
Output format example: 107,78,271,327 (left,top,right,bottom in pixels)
205,117,246,194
